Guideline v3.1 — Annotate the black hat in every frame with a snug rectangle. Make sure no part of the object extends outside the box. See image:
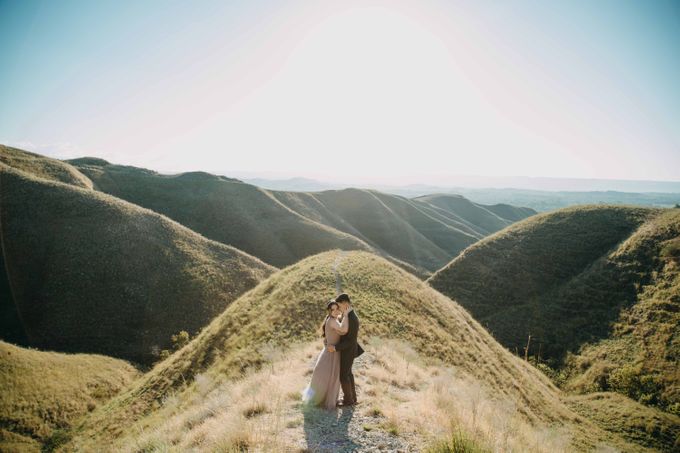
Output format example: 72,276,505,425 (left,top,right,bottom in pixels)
335,293,350,303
